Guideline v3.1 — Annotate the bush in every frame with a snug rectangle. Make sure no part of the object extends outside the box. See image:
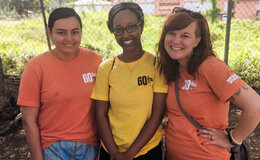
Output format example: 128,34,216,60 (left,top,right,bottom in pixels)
0,12,259,87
